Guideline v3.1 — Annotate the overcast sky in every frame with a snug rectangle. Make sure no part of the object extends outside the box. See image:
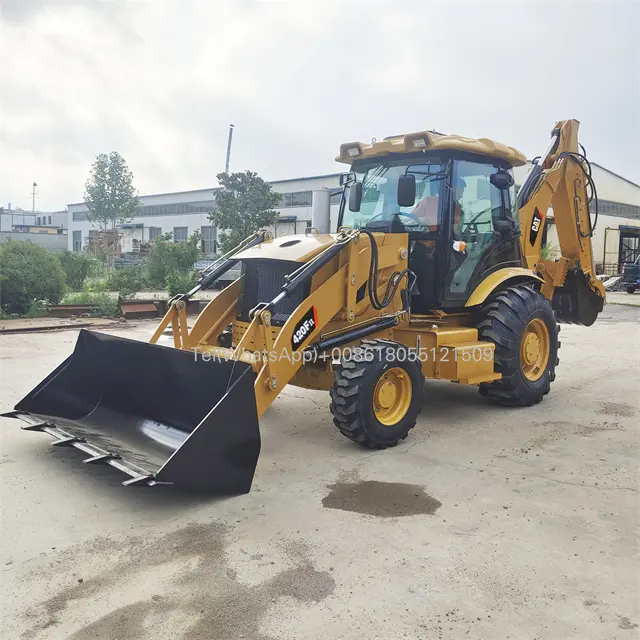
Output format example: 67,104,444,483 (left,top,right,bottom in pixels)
2,0,639,211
